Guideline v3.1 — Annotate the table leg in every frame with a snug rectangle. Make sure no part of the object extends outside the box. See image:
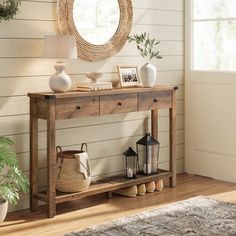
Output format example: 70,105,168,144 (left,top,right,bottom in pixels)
47,99,56,218
151,109,158,172
30,98,38,211
151,109,158,140
169,90,177,187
